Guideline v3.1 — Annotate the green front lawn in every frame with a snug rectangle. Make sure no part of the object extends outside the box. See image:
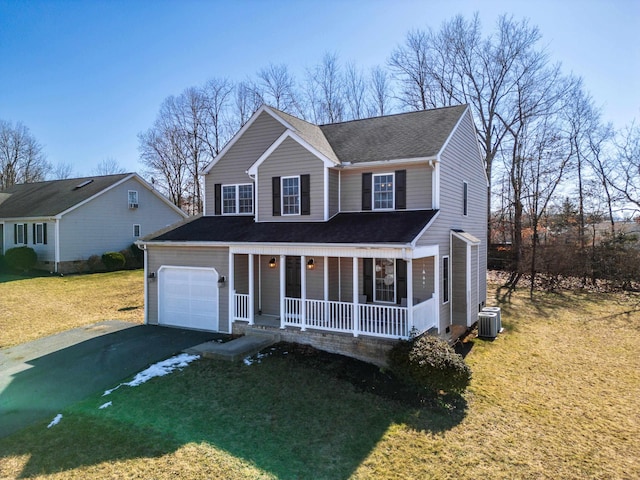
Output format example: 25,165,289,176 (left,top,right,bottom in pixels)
1,277,639,479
